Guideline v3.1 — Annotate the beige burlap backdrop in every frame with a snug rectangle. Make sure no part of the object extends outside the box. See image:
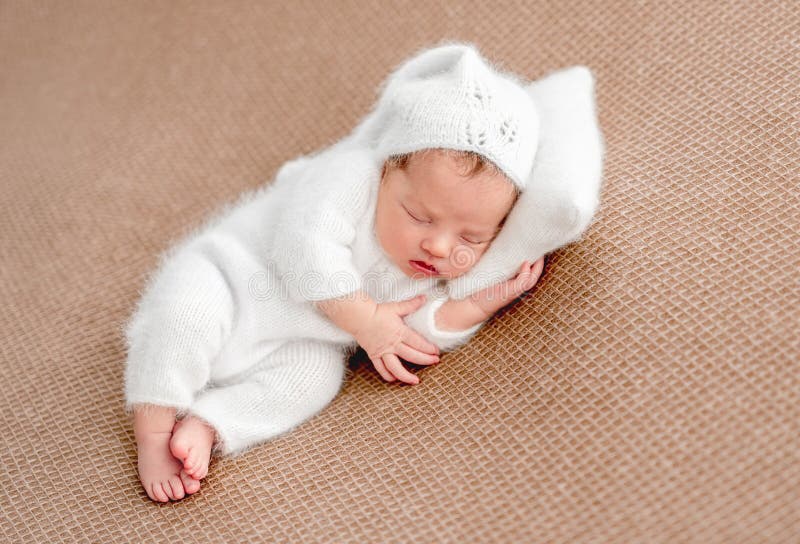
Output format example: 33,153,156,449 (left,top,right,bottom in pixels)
1,1,797,542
